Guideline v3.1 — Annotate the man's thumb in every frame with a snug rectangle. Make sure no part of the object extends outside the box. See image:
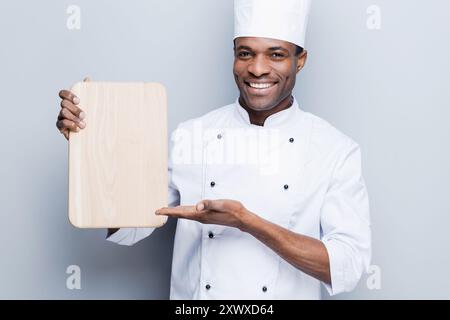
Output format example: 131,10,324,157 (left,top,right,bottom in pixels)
196,200,208,211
